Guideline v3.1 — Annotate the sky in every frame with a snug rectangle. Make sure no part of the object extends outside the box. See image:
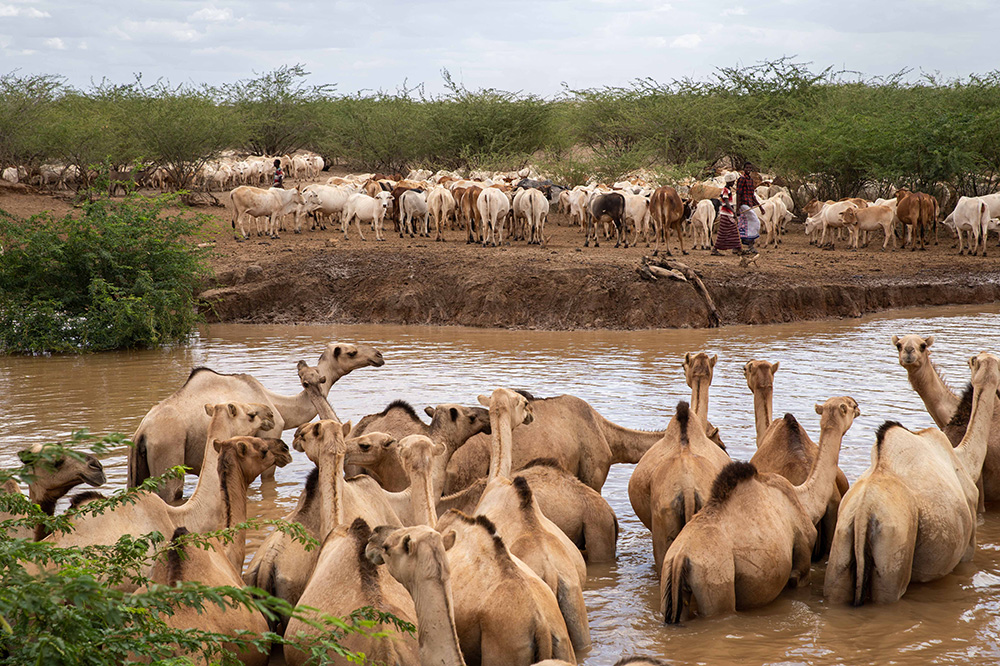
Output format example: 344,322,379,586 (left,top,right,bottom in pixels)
2,0,998,96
